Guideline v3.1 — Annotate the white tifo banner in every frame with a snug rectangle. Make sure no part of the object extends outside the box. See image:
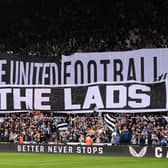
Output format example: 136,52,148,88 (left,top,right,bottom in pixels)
61,48,168,84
